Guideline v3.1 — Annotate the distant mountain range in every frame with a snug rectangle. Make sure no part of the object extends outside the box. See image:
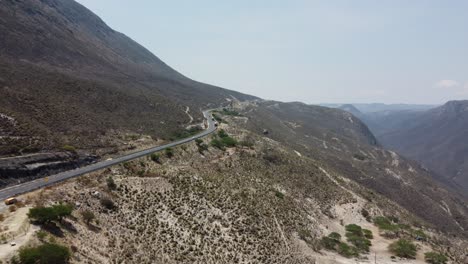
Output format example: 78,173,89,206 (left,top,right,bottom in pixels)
336,101,468,195
322,103,437,114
